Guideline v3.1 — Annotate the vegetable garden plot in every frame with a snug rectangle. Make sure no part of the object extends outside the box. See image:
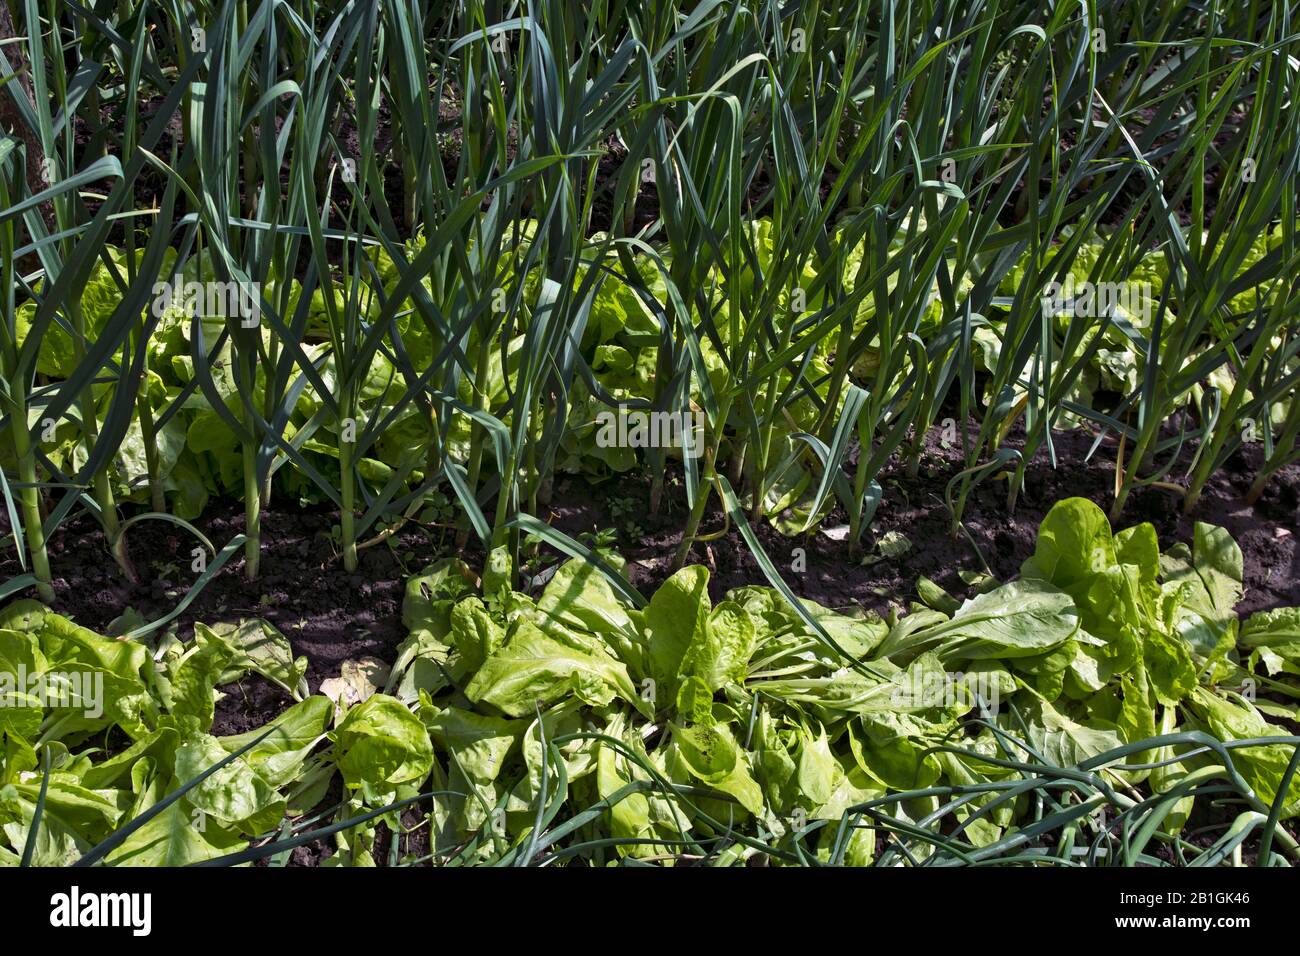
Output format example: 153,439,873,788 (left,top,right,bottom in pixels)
0,0,1298,866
